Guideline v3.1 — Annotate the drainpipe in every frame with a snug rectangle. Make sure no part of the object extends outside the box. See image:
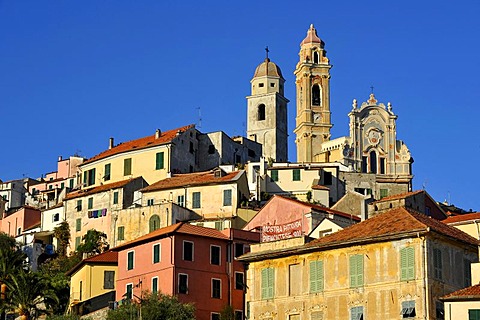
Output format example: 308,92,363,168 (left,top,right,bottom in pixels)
420,231,429,320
